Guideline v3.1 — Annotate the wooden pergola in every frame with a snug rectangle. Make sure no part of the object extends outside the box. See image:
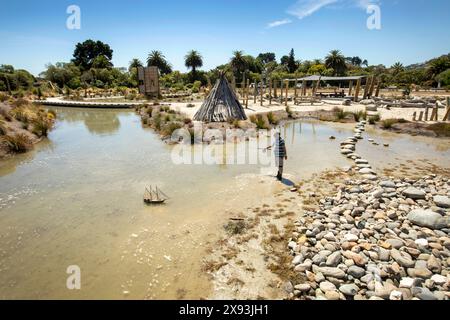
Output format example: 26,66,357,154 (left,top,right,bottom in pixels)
283,75,381,102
